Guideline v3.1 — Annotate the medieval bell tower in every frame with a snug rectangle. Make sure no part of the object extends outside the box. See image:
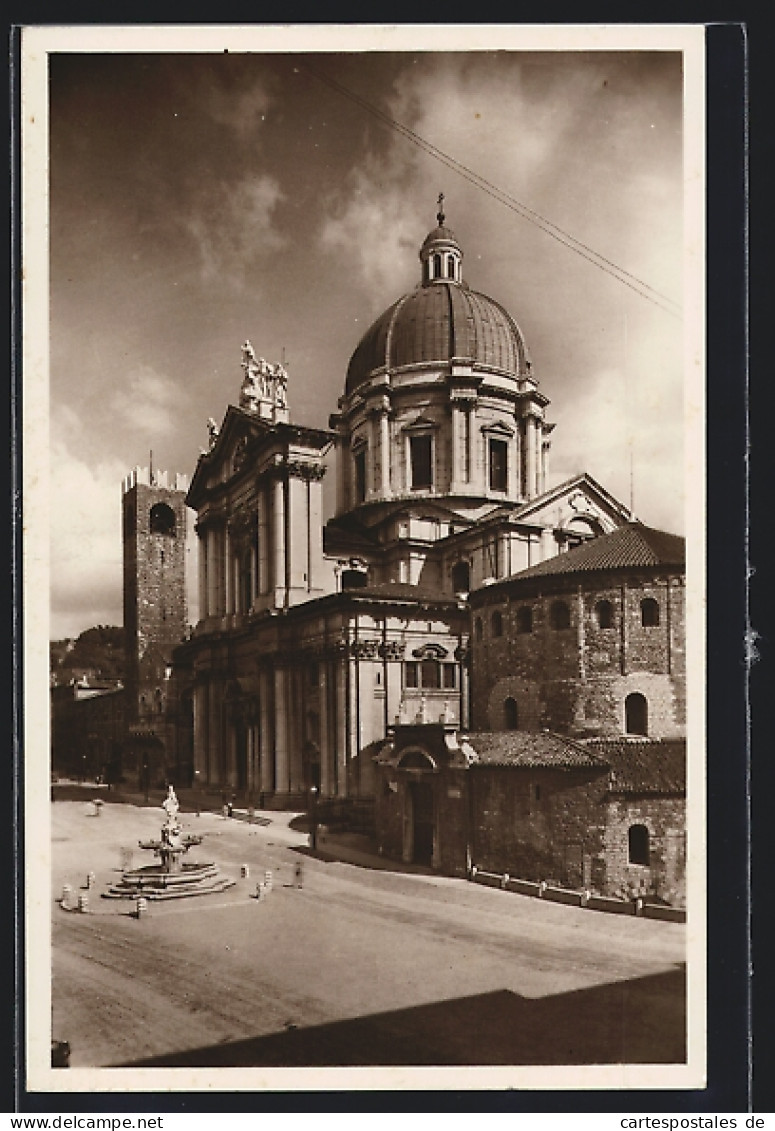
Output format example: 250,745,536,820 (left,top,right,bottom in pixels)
122,464,189,738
